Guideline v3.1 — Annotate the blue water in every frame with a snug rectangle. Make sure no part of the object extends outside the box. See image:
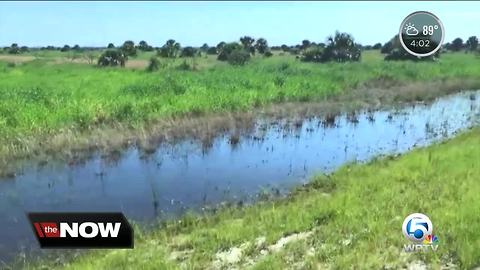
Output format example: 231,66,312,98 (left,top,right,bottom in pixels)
0,90,479,262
